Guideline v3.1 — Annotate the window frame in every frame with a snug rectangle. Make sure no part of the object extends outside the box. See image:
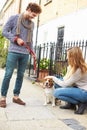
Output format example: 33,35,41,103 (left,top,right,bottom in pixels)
44,0,52,6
